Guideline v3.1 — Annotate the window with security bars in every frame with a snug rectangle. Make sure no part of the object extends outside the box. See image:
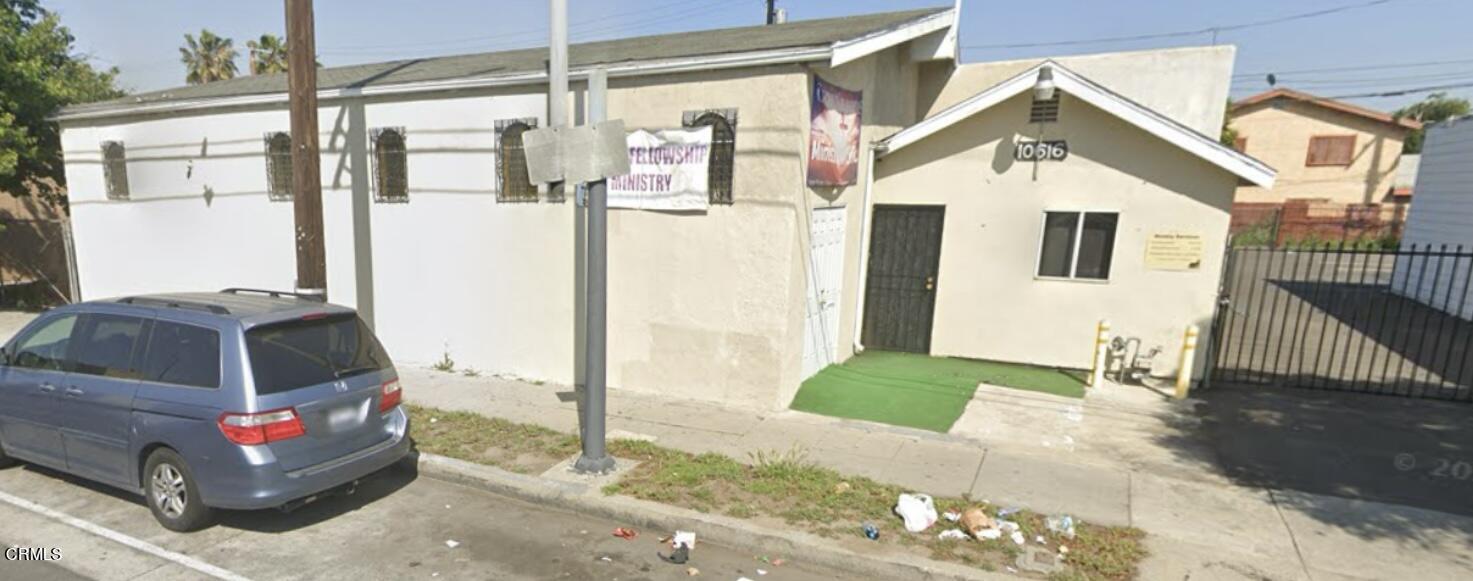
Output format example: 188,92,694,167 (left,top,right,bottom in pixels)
371,127,408,203
102,141,129,200
683,109,737,204
1029,94,1061,124
264,132,293,201
496,118,538,202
